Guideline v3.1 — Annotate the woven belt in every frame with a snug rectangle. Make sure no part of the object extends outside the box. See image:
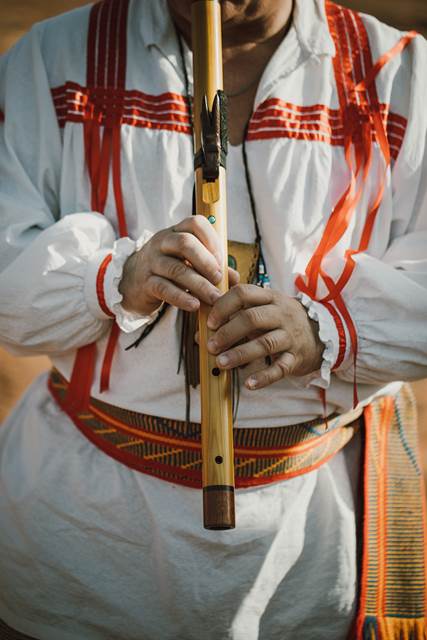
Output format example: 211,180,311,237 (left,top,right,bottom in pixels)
48,368,362,489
